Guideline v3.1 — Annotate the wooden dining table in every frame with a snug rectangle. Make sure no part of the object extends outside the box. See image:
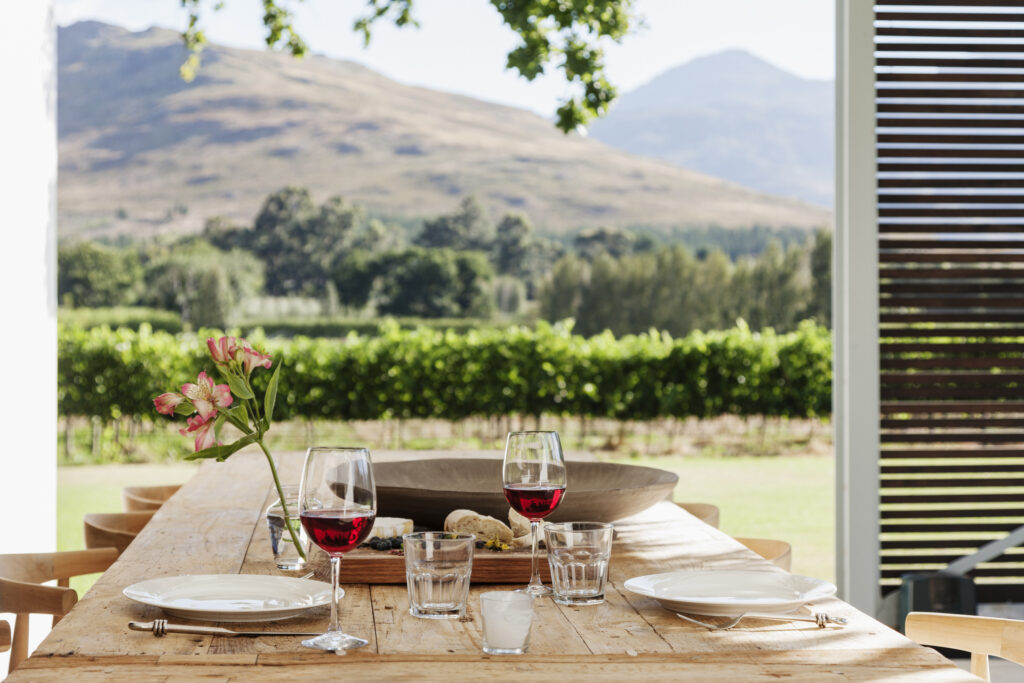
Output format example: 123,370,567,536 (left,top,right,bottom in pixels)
10,450,979,681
